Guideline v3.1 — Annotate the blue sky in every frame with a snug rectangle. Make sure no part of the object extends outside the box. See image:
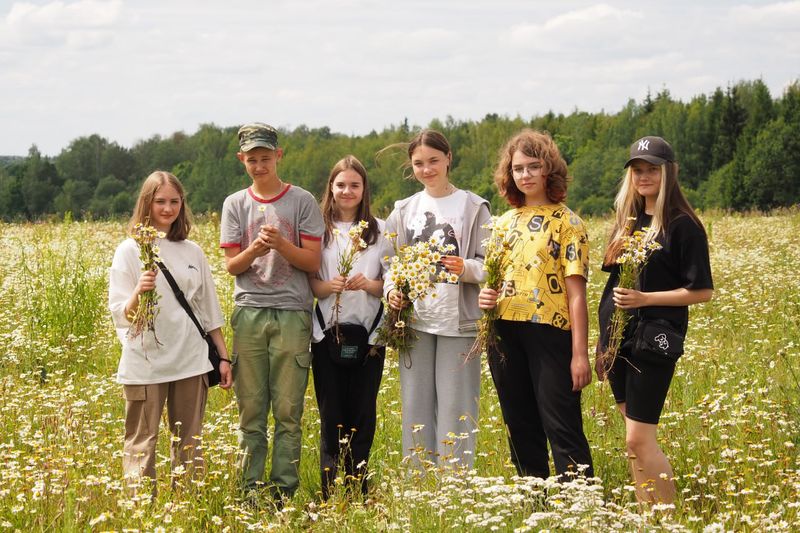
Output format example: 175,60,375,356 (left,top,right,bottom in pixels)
1,0,798,156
